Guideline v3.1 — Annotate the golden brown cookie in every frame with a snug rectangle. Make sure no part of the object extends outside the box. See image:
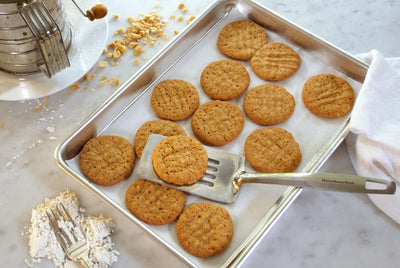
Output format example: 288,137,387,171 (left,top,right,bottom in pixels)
134,120,186,159
217,20,268,60
250,42,301,81
152,136,208,186
302,74,354,118
125,178,186,225
79,135,135,186
176,202,233,258
150,79,200,121
191,100,244,146
245,128,302,173
243,84,295,126
200,60,250,100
